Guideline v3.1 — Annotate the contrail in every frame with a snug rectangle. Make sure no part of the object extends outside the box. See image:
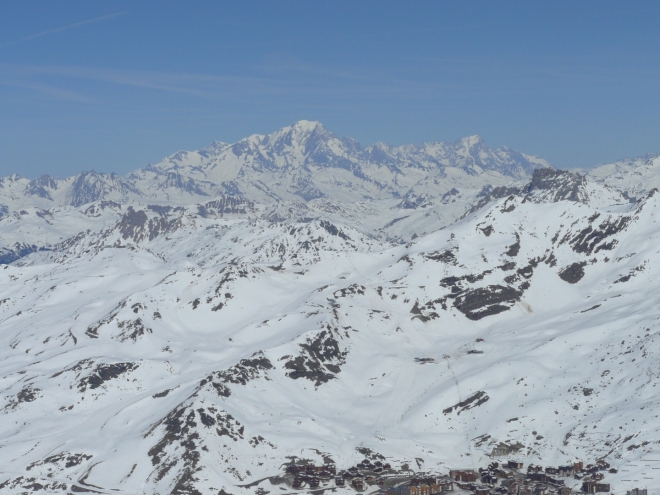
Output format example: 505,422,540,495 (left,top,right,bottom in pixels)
0,10,129,49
